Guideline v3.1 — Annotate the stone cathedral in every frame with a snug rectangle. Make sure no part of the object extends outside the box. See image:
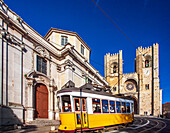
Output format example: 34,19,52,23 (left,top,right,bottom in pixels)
105,43,162,116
